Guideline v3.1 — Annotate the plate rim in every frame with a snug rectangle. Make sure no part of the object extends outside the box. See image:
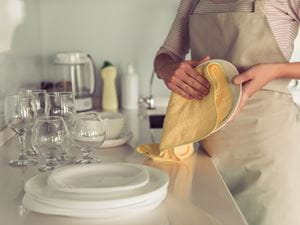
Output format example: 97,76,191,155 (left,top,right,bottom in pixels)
24,164,169,209
47,163,150,194
23,191,167,218
100,129,133,148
